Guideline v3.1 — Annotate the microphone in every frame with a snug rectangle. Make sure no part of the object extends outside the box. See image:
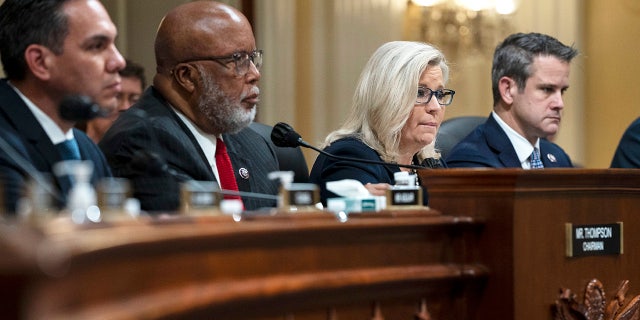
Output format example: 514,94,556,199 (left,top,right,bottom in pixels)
271,122,305,148
59,95,110,121
271,122,426,170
